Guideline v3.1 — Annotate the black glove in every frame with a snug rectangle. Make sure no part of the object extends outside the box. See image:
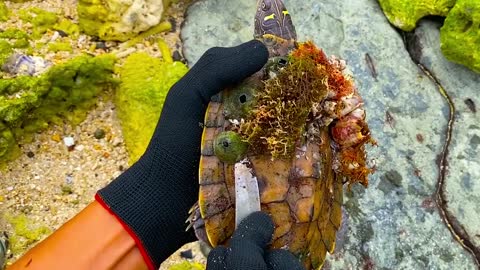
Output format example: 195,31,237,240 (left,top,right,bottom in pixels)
207,212,306,270
95,40,269,270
